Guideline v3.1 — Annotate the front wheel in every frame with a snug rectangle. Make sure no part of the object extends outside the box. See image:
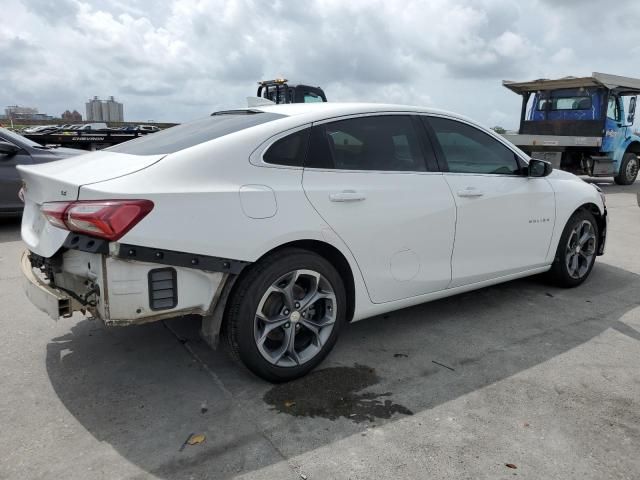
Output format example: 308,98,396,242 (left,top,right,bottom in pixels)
547,210,599,287
224,248,347,382
614,152,639,185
